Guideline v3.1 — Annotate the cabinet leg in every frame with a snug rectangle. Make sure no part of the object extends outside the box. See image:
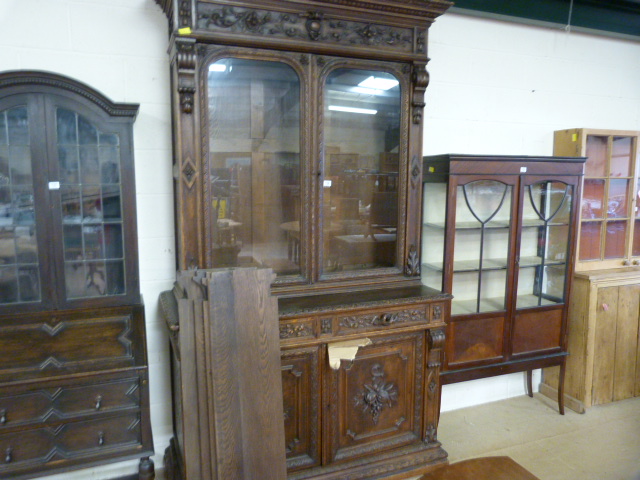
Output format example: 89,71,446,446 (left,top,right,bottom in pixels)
164,437,183,480
138,456,155,480
558,359,566,415
526,370,533,398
